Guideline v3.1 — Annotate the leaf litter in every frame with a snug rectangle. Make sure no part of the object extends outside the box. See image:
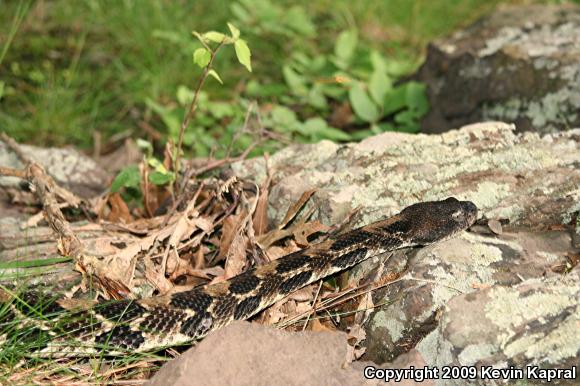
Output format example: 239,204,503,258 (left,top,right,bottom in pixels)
0,134,405,383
